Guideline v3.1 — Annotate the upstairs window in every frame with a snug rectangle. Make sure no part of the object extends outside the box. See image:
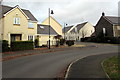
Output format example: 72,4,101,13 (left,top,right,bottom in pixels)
28,22,34,28
13,17,20,25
